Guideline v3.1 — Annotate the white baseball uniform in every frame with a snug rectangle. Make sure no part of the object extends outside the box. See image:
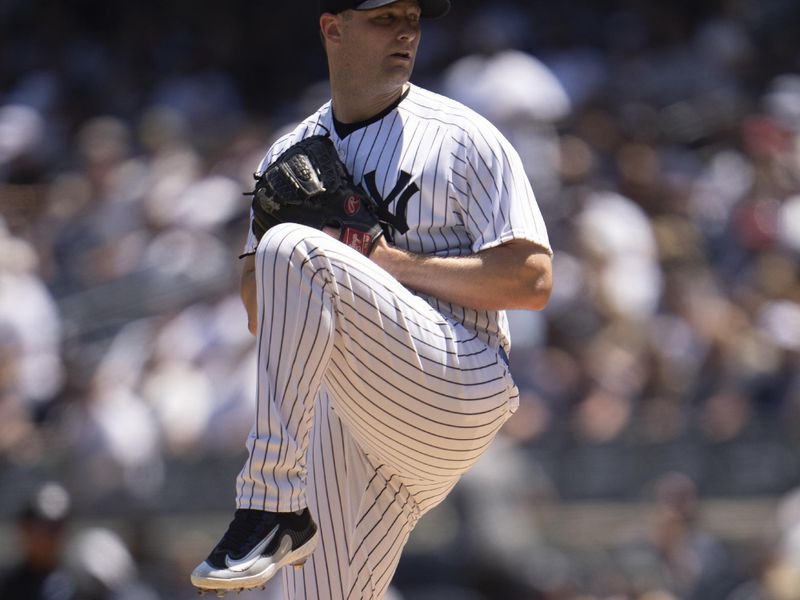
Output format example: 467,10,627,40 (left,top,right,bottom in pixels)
236,83,551,599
